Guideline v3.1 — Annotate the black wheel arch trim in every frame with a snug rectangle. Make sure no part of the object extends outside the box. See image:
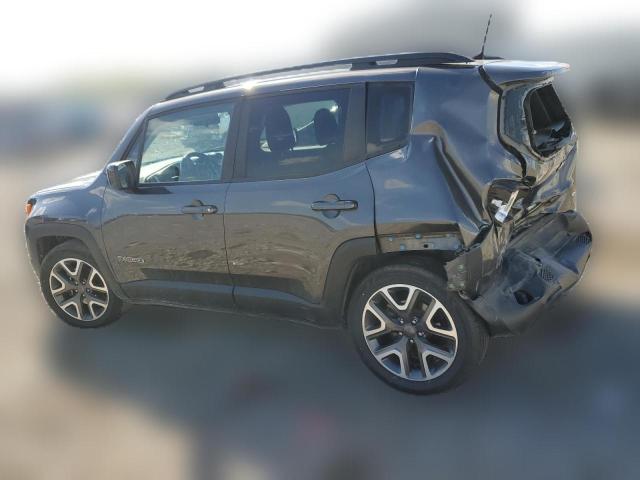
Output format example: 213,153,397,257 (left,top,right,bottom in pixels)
320,236,379,325
320,237,453,327
25,222,129,301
